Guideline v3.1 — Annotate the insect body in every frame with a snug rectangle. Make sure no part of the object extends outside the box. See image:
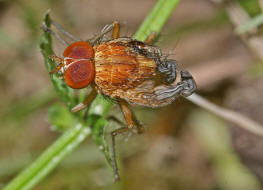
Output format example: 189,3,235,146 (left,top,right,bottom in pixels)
52,37,195,107
42,20,196,182
95,37,164,107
